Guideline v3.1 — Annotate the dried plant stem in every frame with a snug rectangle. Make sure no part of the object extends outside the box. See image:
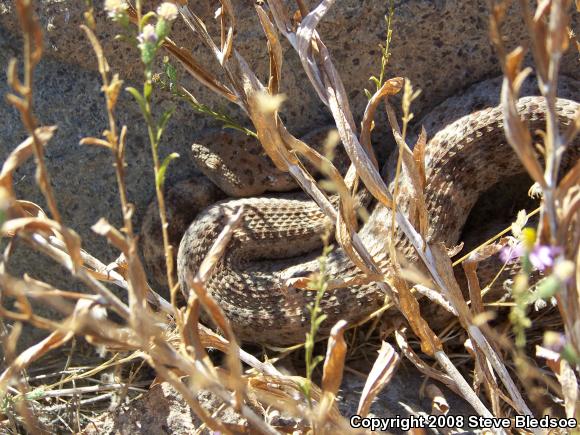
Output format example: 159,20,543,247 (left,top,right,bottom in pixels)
146,338,279,435
295,0,310,18
93,54,133,237
20,233,130,320
538,54,563,244
23,383,149,398
468,326,536,418
46,234,174,314
263,0,536,420
198,324,283,377
516,0,569,244
41,393,113,412
6,1,62,224
542,139,562,240
434,351,498,422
